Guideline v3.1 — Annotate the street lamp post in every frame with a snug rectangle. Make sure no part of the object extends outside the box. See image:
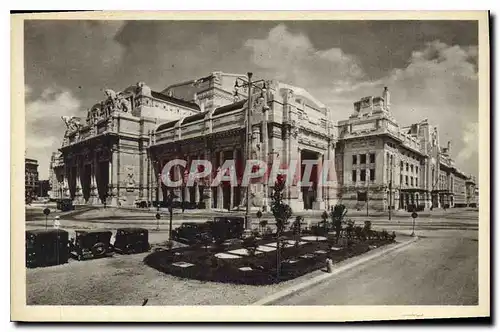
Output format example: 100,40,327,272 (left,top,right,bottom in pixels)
234,72,268,230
